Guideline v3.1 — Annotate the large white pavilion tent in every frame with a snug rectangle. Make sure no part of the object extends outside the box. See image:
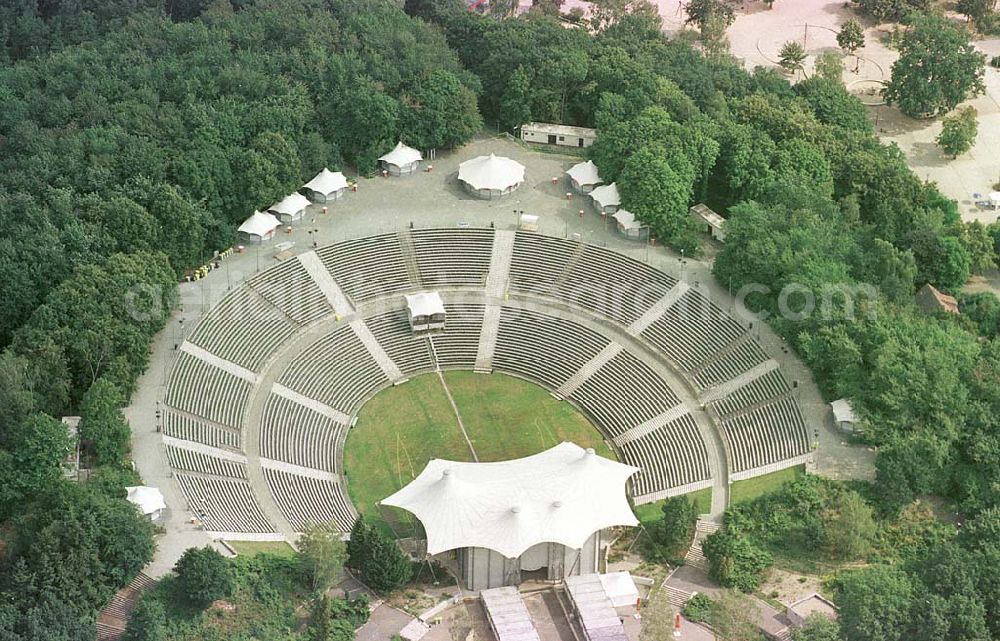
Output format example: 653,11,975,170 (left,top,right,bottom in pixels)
458,153,526,200
267,192,311,223
566,160,602,193
382,442,638,590
237,210,281,244
302,168,349,203
379,141,423,176
590,182,620,214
